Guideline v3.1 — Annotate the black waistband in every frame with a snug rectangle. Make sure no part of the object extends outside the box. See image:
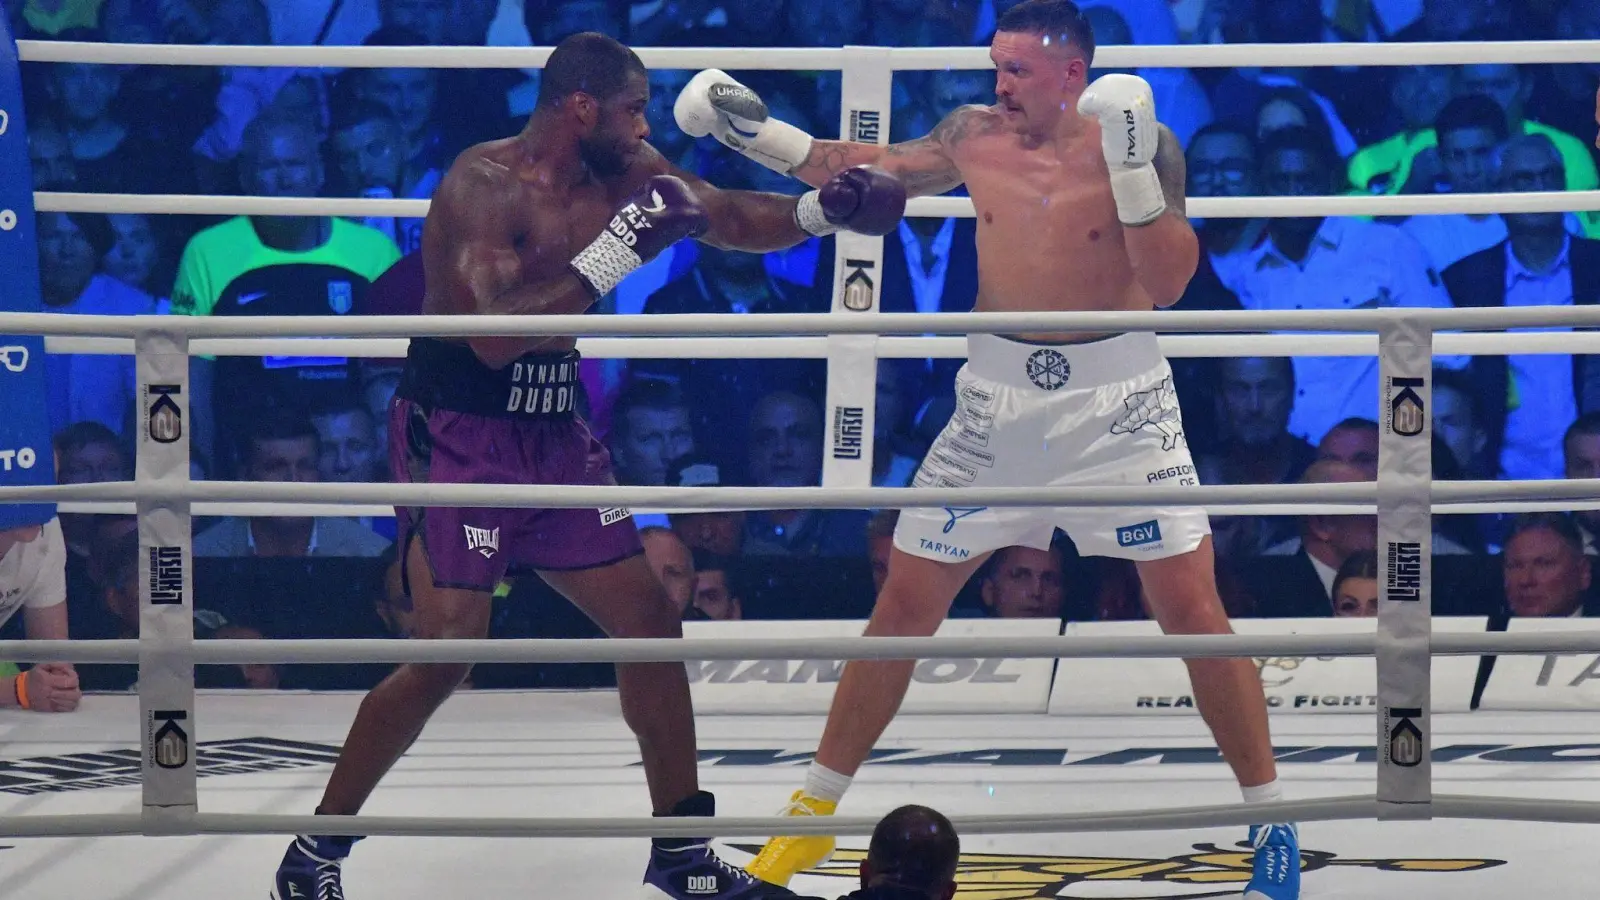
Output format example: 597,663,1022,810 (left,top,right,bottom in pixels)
396,338,580,419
